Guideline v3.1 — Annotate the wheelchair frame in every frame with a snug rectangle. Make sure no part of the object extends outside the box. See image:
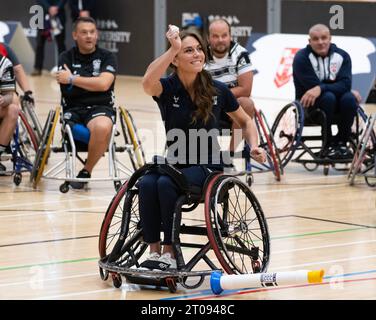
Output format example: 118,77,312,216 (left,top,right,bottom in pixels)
271,100,369,175
30,106,146,192
348,113,376,187
0,111,38,185
98,162,270,292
